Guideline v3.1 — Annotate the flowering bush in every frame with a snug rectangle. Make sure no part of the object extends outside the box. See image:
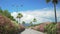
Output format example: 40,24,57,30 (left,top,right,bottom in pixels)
31,24,44,32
